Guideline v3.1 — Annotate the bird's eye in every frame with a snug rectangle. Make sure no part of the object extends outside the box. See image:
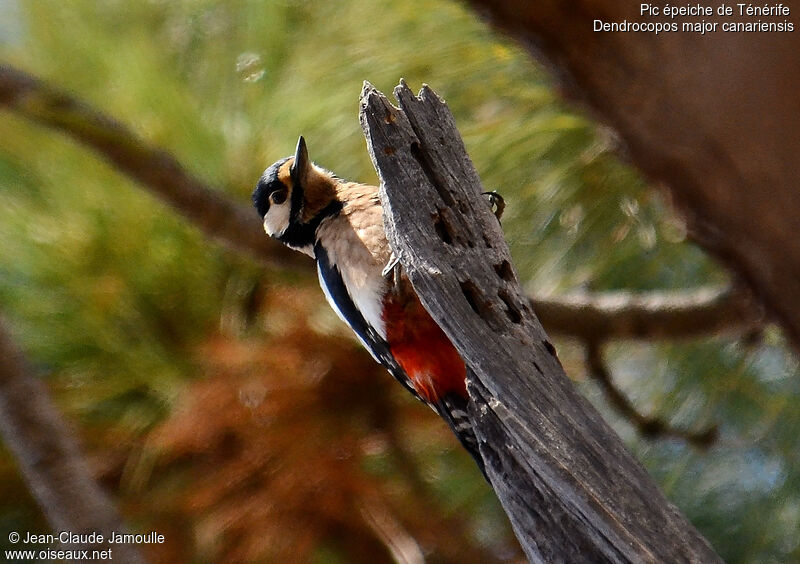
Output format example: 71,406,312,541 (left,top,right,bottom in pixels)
270,190,287,205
